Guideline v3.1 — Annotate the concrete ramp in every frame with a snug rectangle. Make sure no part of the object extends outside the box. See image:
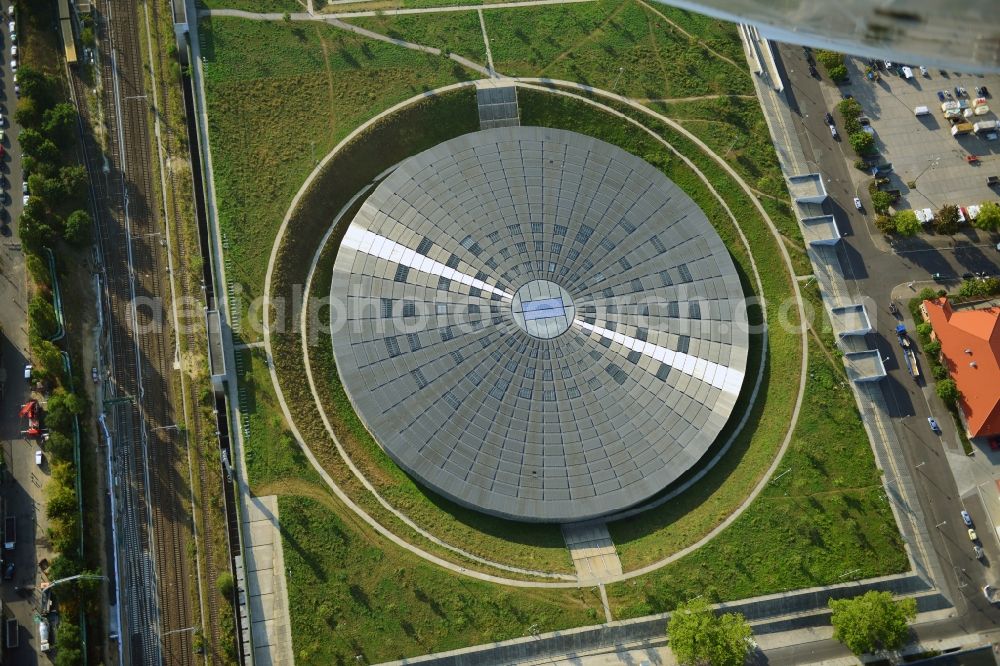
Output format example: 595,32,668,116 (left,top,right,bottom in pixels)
242,494,294,666
562,523,622,582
